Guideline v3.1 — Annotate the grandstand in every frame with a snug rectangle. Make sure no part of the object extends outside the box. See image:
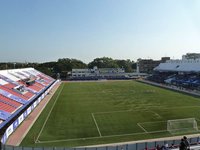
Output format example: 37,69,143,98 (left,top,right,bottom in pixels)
0,68,57,144
148,53,200,91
